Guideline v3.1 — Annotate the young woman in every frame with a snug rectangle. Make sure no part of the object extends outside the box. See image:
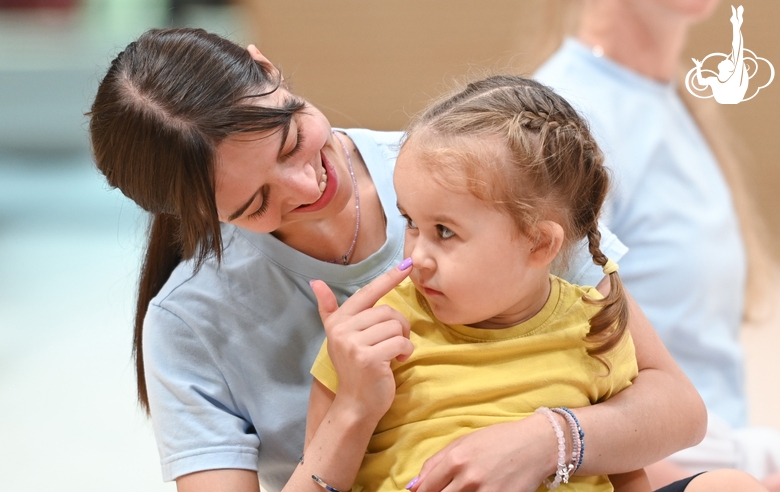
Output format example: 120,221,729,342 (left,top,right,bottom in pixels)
88,28,705,492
